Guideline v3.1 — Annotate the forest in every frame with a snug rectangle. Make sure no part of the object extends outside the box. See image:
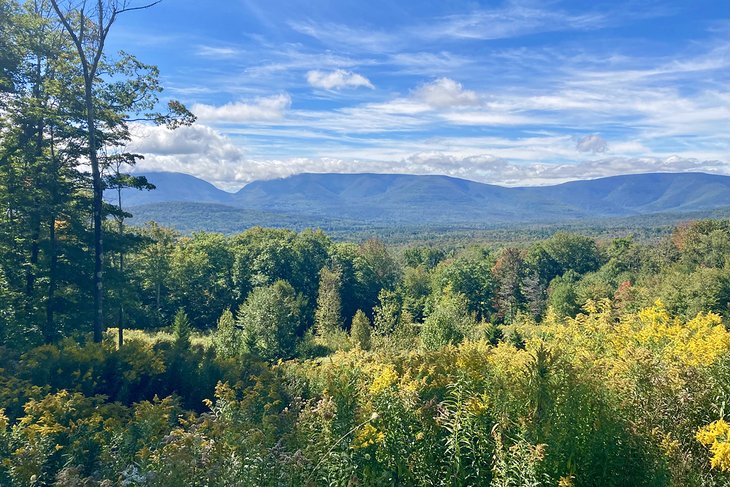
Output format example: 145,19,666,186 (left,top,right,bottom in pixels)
2,0,730,485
